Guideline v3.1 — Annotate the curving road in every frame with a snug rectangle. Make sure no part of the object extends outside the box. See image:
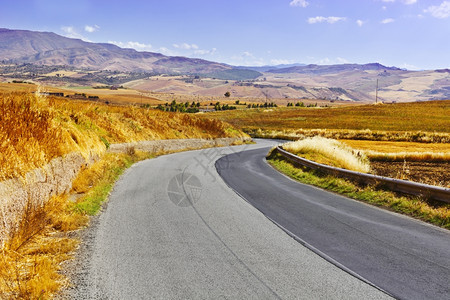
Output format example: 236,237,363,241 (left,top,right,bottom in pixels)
67,140,392,299
216,142,450,300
